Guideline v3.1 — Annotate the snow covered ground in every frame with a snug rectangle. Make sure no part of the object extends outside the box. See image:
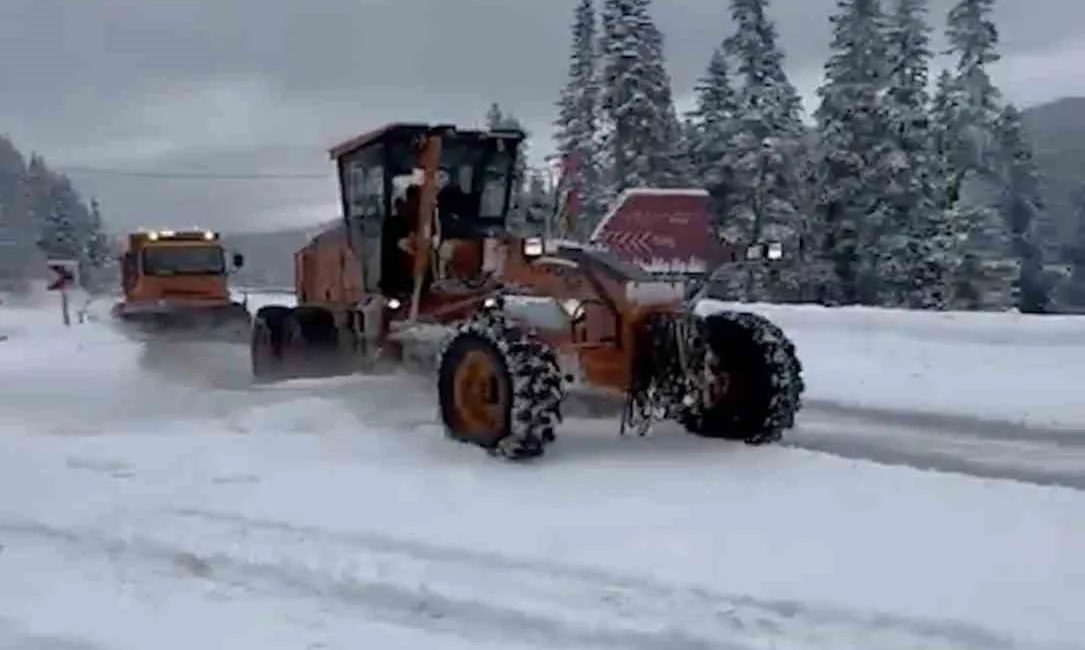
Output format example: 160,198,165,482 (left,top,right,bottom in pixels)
696,300,1085,431
1,291,1083,649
